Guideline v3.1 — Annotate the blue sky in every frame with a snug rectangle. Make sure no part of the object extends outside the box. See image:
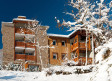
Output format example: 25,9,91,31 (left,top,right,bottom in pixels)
0,0,111,49
0,0,74,49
